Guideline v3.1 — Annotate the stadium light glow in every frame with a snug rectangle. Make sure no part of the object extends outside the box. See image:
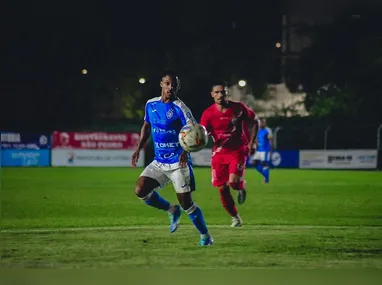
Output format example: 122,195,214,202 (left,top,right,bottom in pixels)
238,80,246,87
139,77,146,84
275,42,281,48
81,69,88,75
